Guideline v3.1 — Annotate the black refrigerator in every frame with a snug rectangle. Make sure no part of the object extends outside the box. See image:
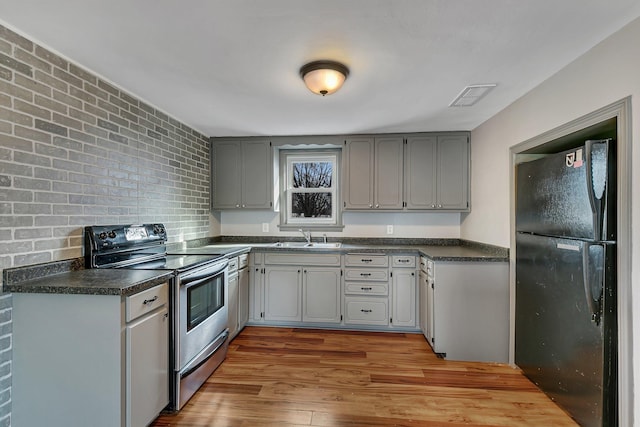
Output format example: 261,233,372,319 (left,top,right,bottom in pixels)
515,139,617,427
